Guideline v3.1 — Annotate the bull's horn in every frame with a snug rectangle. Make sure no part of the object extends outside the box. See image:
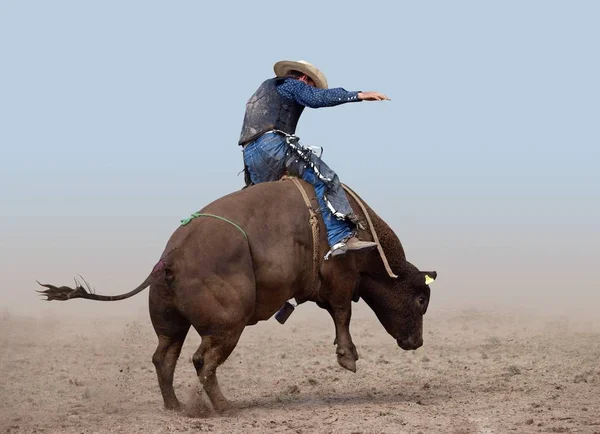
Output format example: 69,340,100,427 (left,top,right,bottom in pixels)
425,274,436,285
